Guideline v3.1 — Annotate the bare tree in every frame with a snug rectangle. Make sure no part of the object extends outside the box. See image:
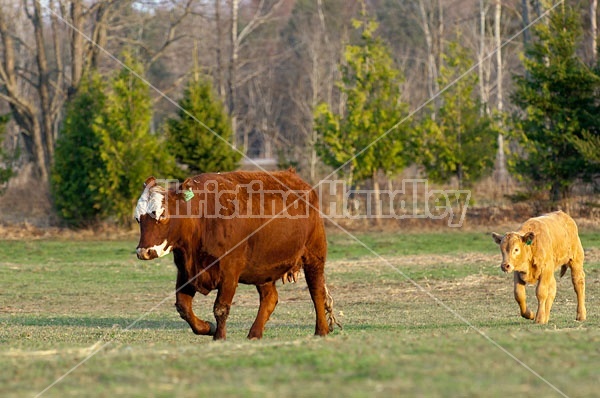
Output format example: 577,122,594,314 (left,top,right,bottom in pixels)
478,0,490,108
494,0,508,186
215,0,225,98
0,0,195,182
592,0,598,63
0,0,118,181
417,0,441,105
227,0,286,150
